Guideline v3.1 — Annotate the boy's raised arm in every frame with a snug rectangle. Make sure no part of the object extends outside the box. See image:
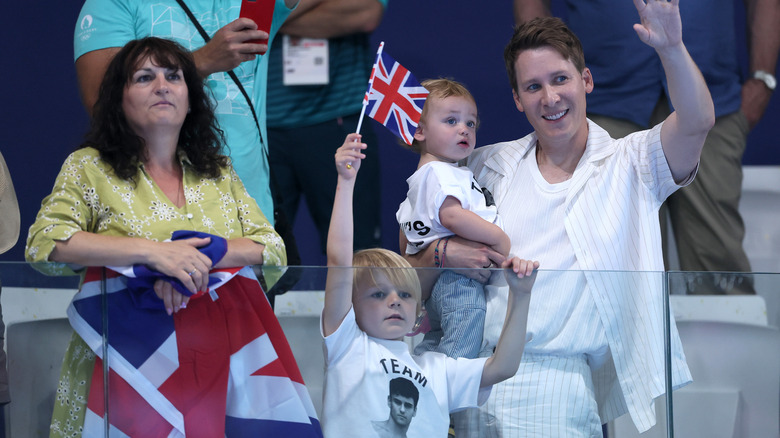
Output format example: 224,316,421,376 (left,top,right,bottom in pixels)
323,134,367,337
480,259,538,387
